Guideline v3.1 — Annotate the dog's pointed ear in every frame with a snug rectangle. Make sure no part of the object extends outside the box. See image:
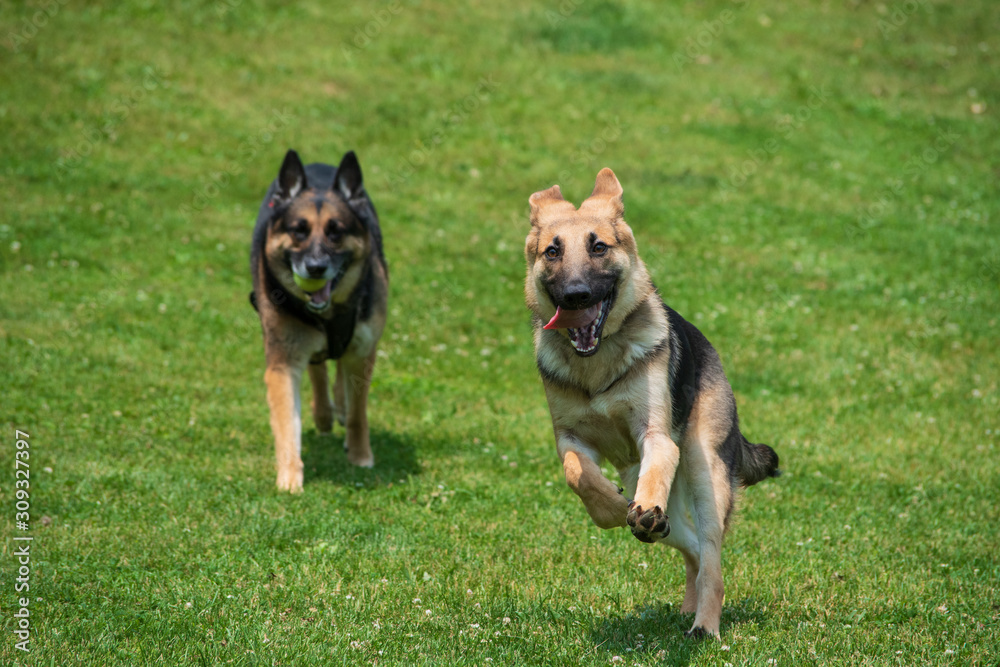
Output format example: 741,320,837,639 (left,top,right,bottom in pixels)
528,185,565,225
334,150,377,225
332,150,365,202
584,167,624,217
590,168,623,200
274,149,307,205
